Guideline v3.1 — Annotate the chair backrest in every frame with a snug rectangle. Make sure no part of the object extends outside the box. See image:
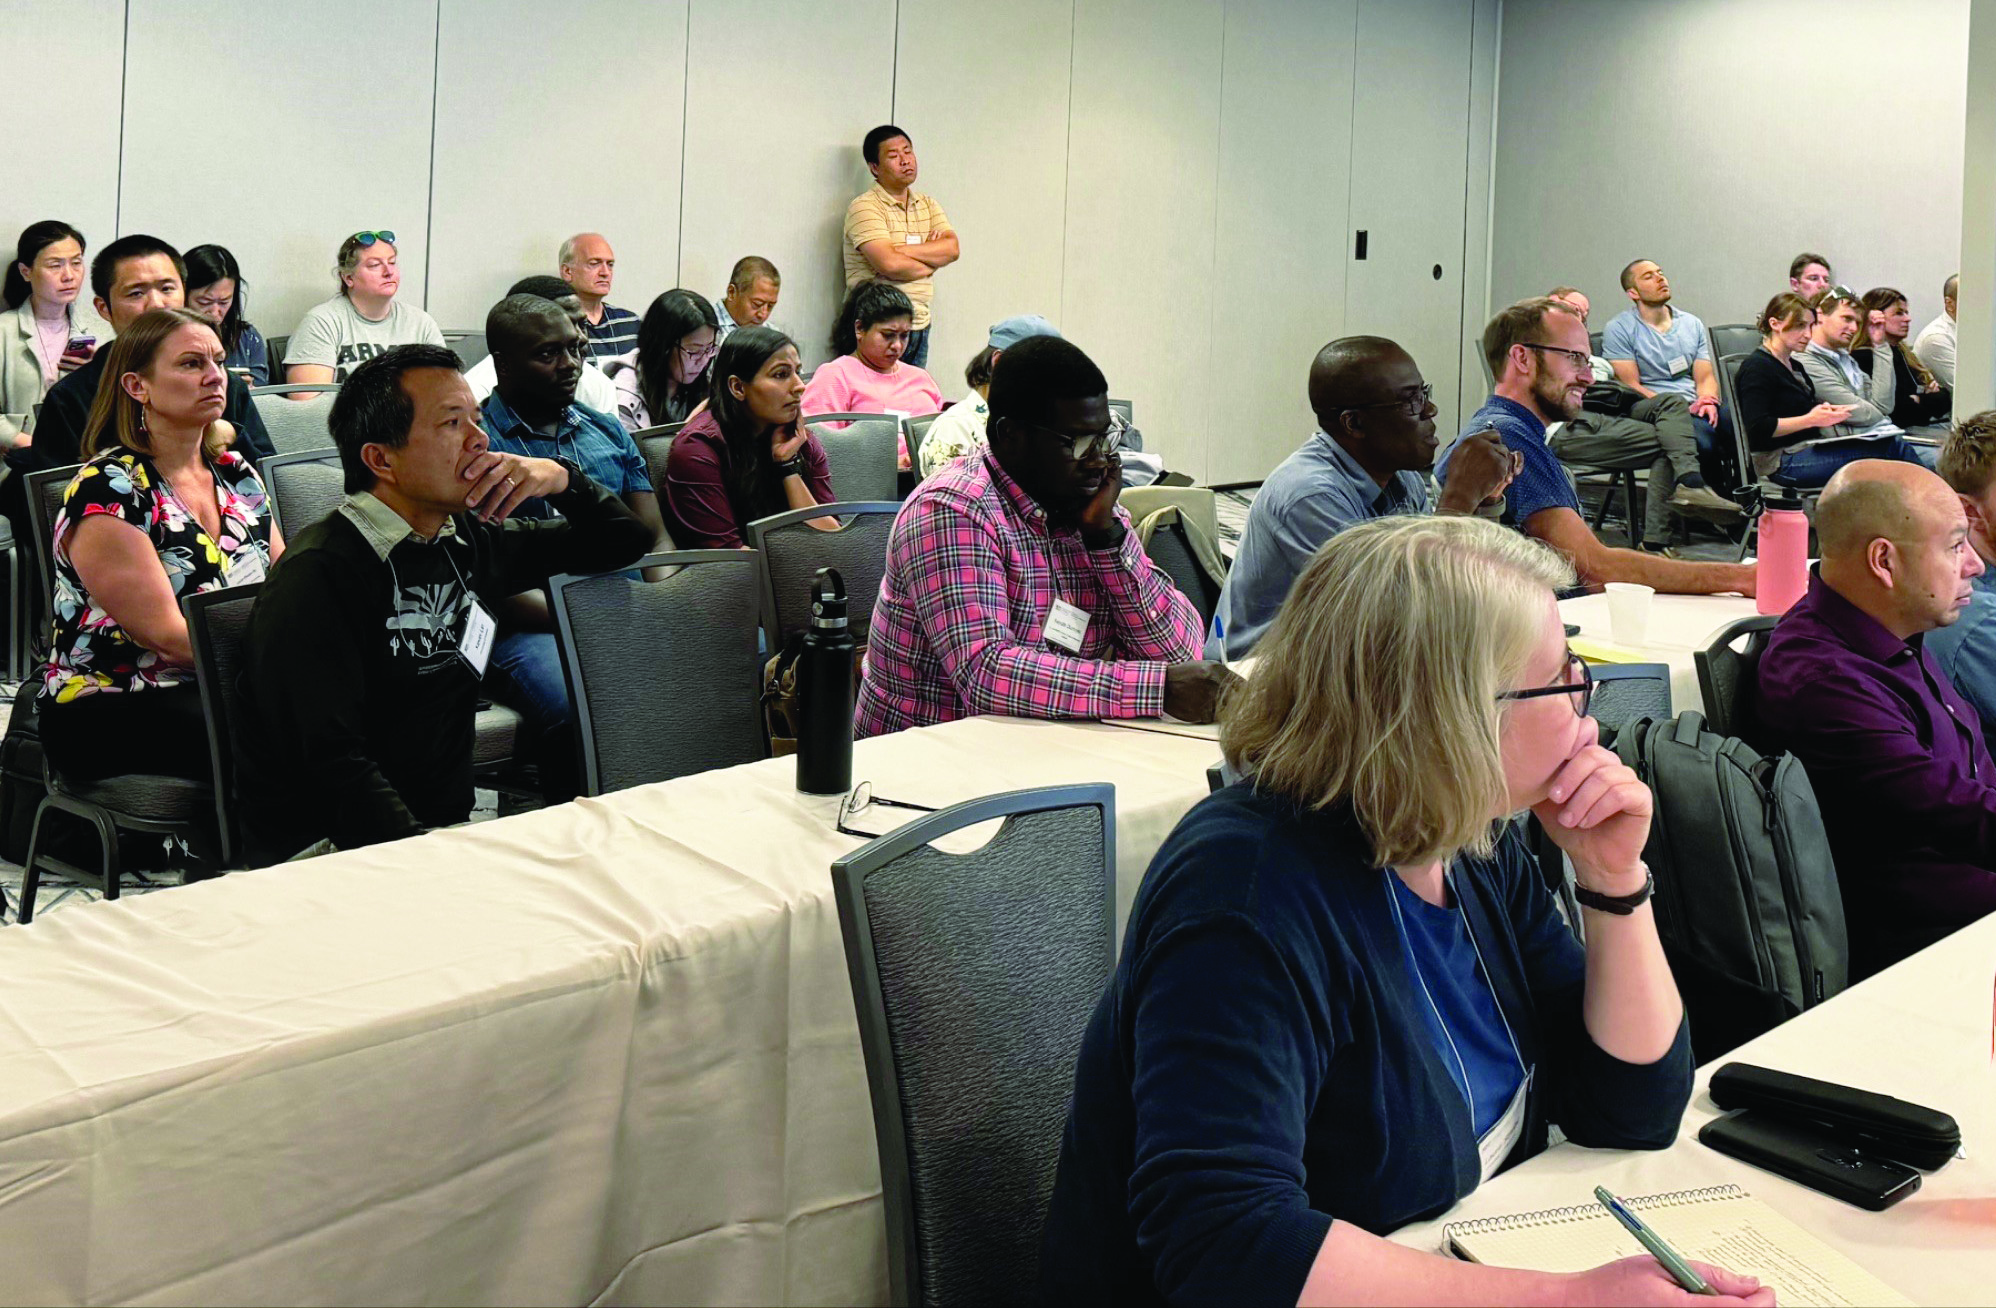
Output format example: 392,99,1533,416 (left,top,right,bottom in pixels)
832,784,1115,1307
266,334,290,376
549,550,766,796
747,501,903,648
1588,329,1604,357
807,413,903,502
1695,614,1779,741
1589,662,1672,741
1140,515,1221,630
448,332,486,370
906,412,939,449
1718,351,1758,496
632,425,679,502
249,385,341,456
24,464,80,608
183,584,262,866
1709,322,1759,361
1107,398,1133,424
262,448,348,538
